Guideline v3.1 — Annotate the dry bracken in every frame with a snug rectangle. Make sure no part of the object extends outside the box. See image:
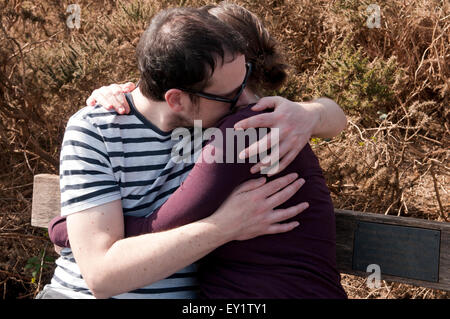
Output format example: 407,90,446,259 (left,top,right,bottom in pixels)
0,0,448,299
